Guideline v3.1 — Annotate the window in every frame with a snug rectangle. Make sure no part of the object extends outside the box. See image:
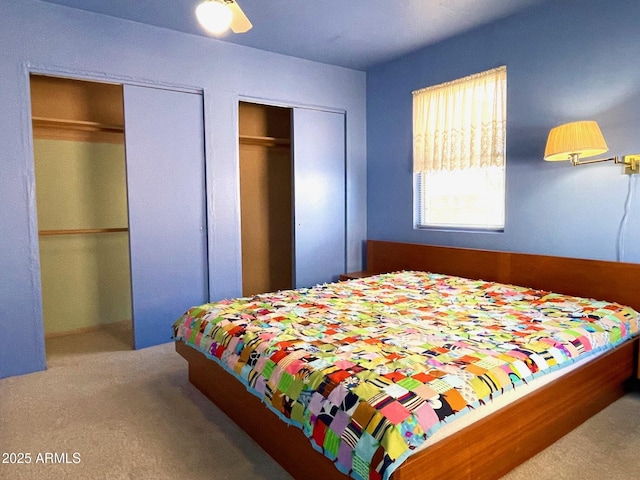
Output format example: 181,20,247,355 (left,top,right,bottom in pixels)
413,66,506,230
